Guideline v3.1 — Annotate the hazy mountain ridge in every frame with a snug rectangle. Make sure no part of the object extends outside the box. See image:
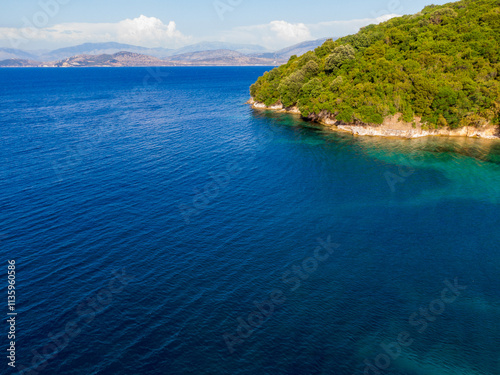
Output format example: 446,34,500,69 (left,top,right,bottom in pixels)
45,42,174,61
0,58,40,67
0,39,328,67
1,41,270,61
53,52,171,67
170,42,267,56
251,38,330,60
0,48,38,61
4,51,280,67
167,49,280,65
